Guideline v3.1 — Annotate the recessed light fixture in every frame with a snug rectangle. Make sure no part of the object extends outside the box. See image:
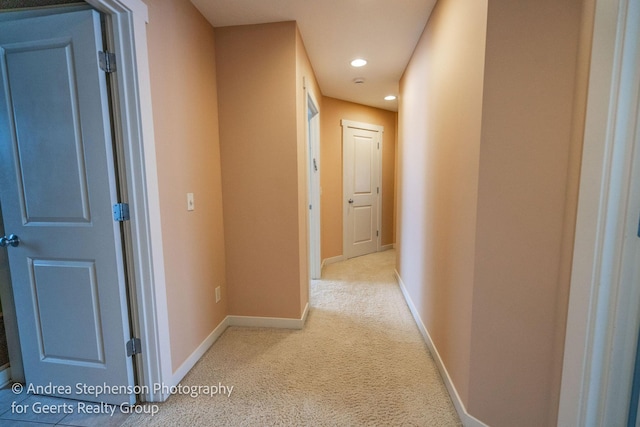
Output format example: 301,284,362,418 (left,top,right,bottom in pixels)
384,95,397,101
350,58,367,67
353,77,365,84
